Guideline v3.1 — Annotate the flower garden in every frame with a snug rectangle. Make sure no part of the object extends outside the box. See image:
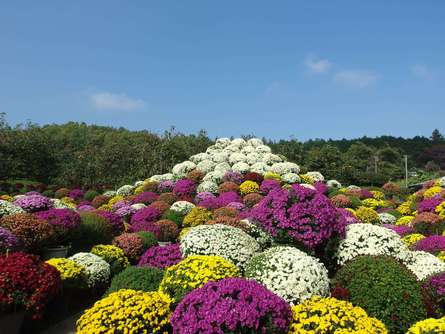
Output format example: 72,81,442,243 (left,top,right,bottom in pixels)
2,137,445,333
